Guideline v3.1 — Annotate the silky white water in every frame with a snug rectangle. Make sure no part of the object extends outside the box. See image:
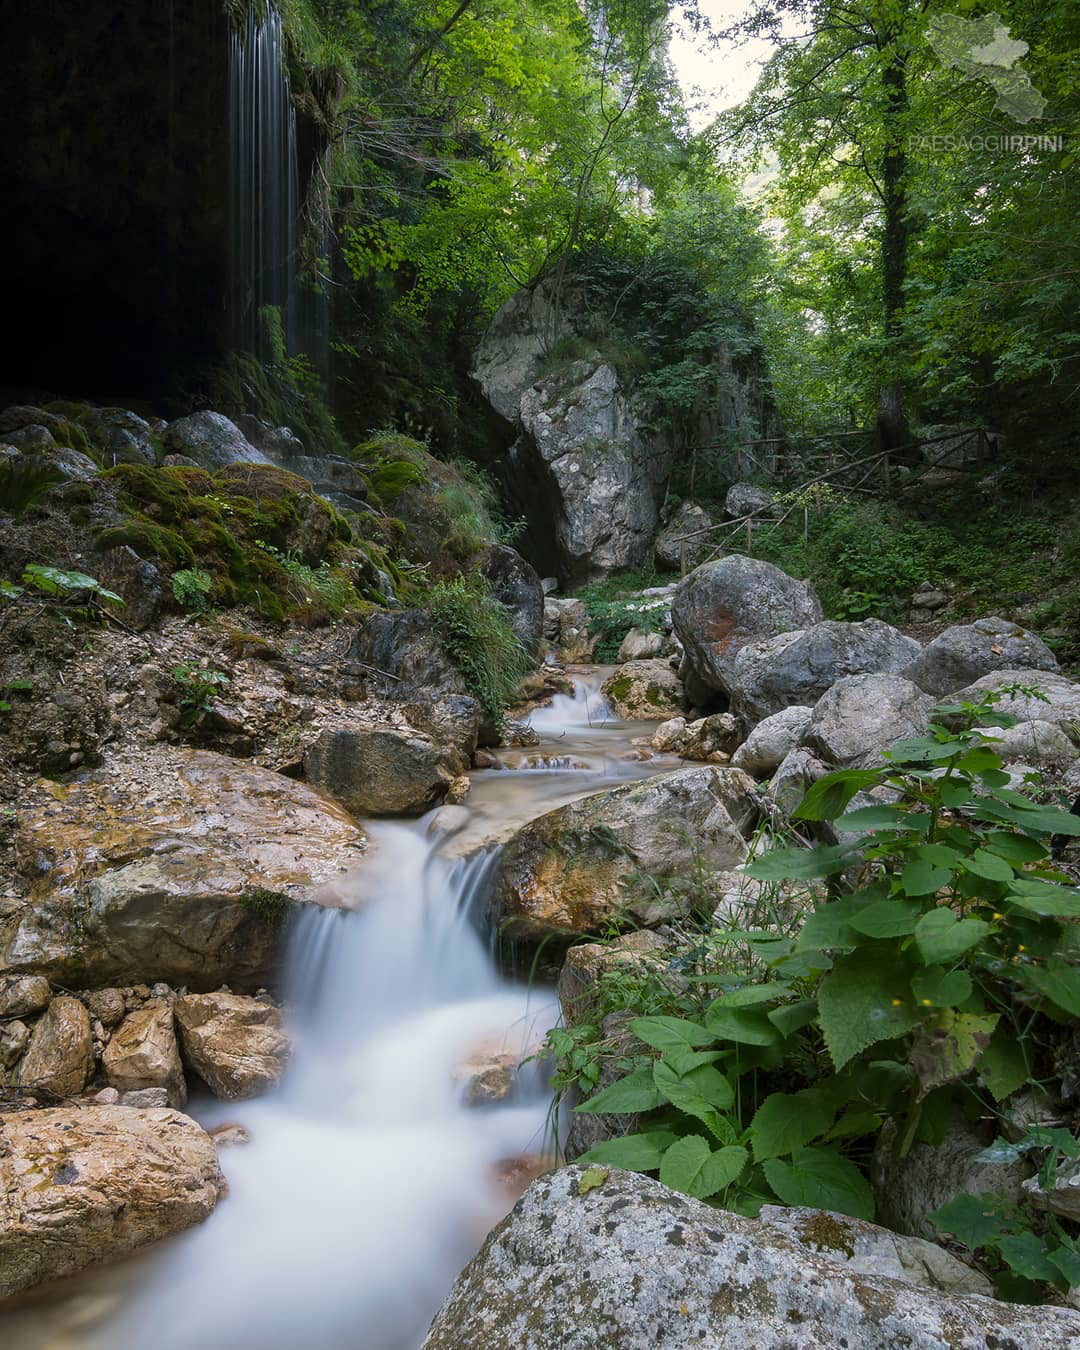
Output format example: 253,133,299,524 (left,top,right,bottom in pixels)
526,668,614,735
